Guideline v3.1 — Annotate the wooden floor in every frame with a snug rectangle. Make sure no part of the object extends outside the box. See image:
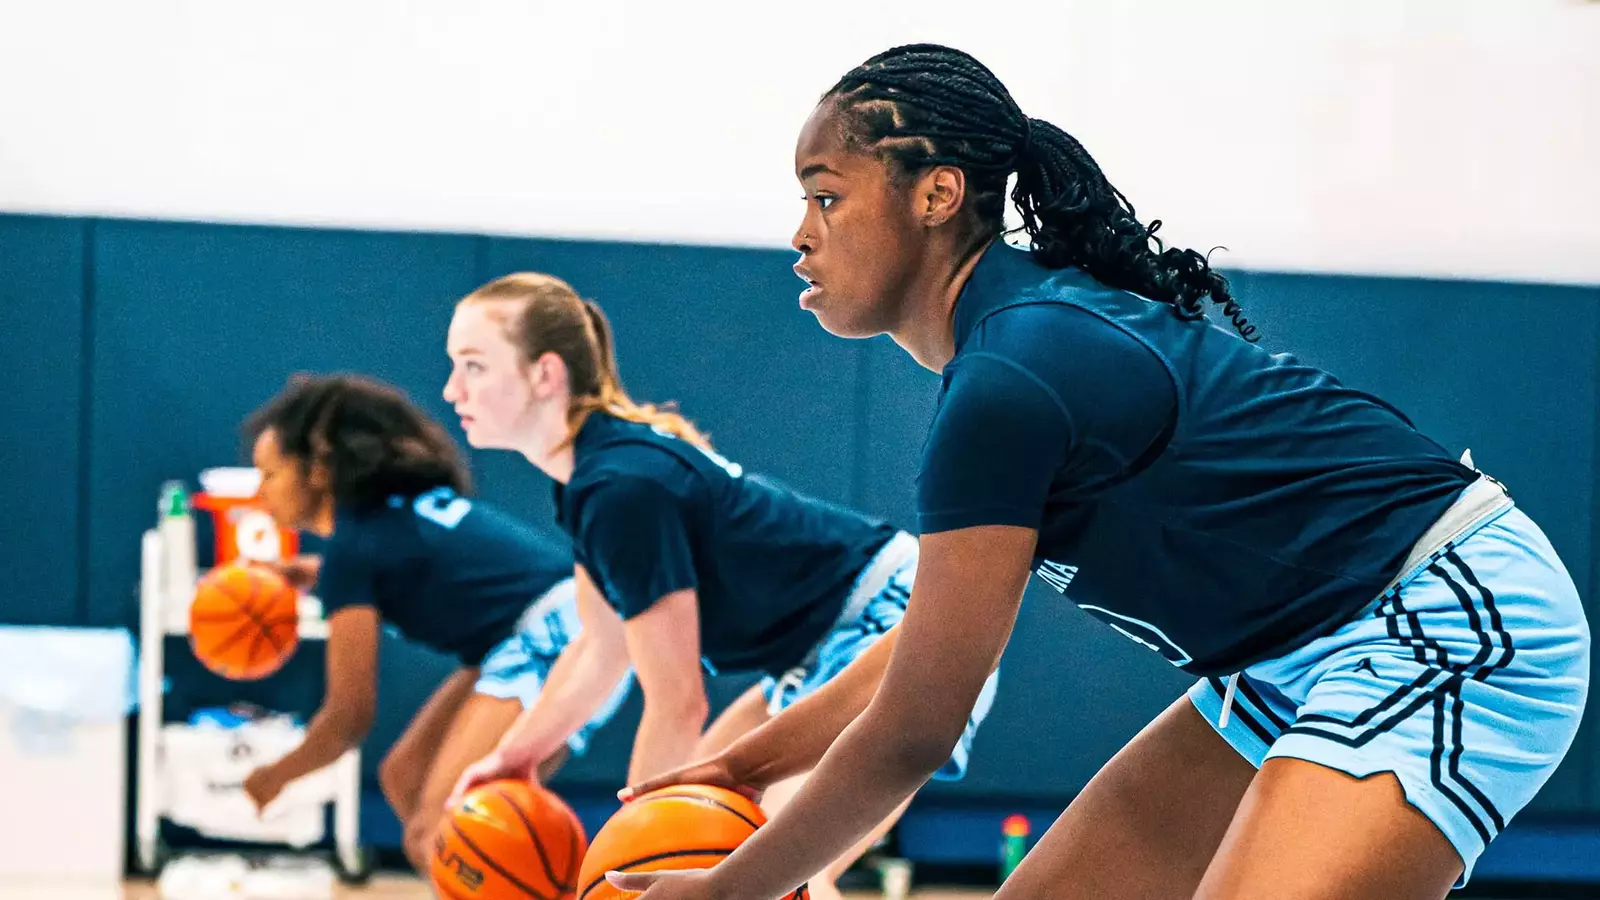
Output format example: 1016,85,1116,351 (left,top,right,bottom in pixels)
0,875,1558,899
105,877,987,898
85,874,1571,899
